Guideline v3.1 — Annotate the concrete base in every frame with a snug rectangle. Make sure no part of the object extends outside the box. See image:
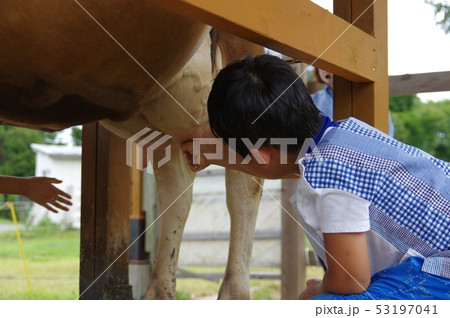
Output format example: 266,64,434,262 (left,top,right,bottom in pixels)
129,262,151,300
